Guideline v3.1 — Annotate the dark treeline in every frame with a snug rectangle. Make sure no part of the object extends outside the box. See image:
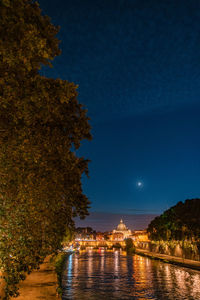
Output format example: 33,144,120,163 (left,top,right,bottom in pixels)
147,199,200,241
